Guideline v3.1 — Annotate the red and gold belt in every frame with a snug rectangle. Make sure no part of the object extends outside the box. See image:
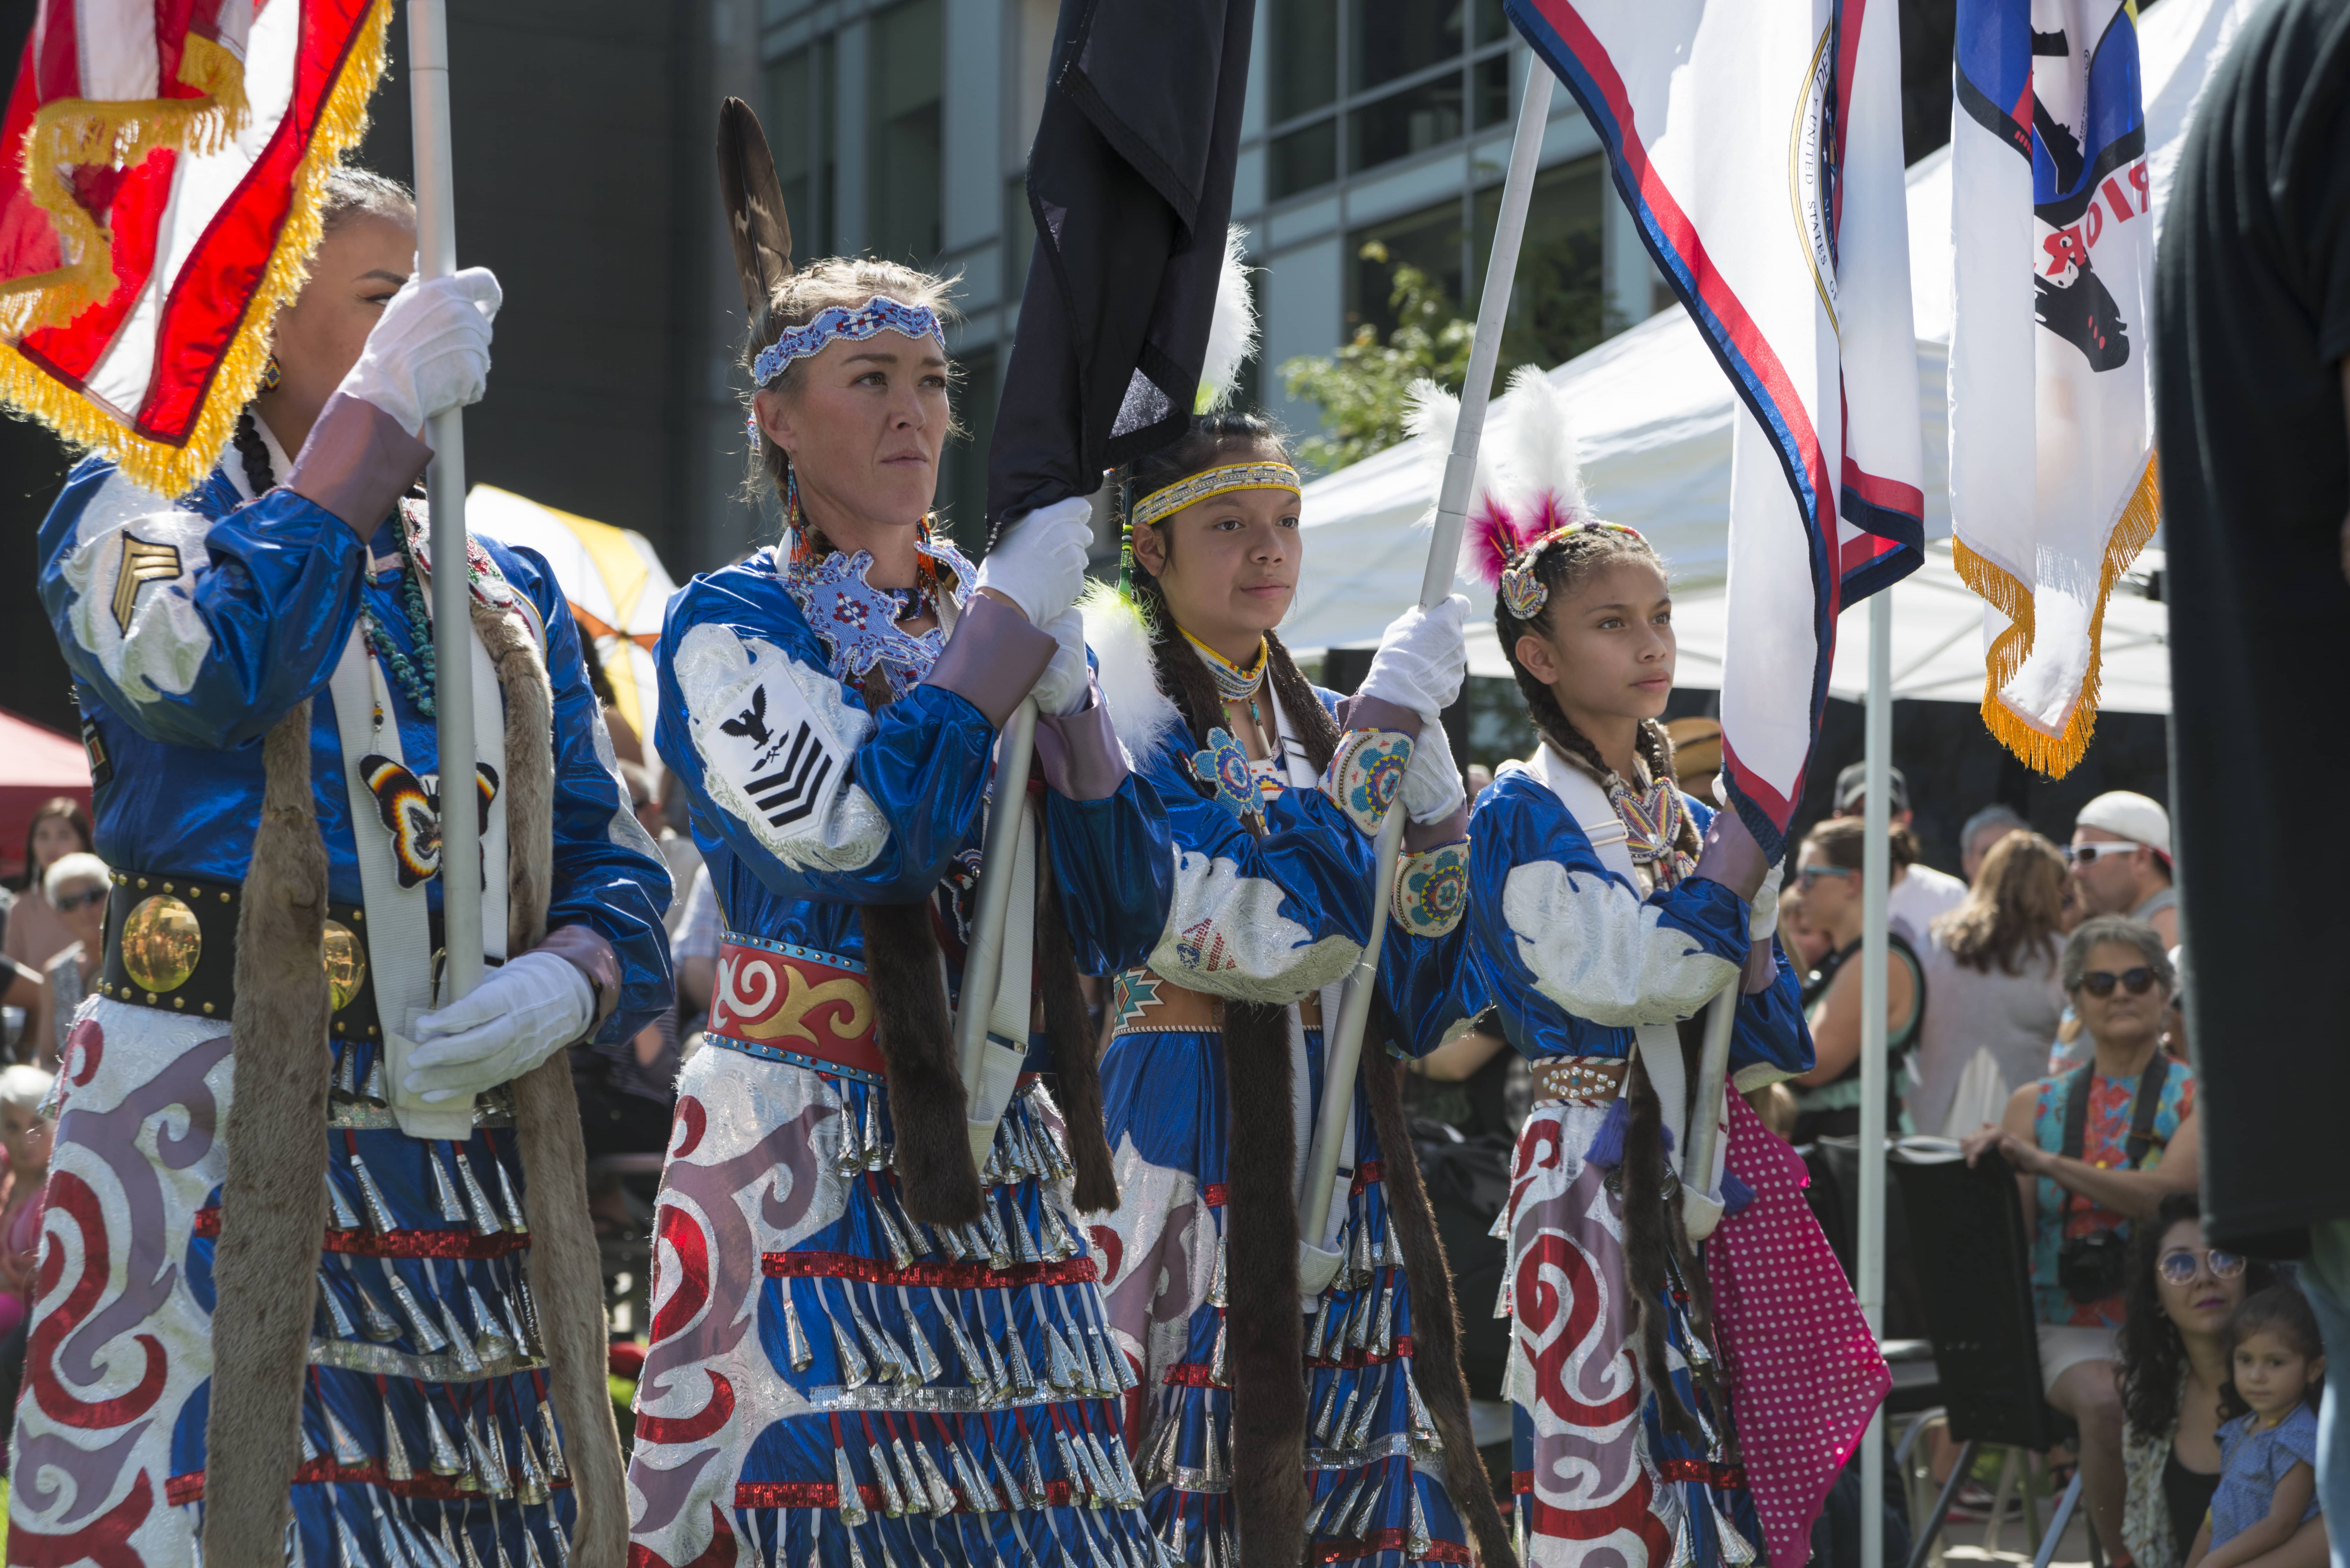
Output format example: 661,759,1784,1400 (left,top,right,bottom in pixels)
707,934,884,1083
